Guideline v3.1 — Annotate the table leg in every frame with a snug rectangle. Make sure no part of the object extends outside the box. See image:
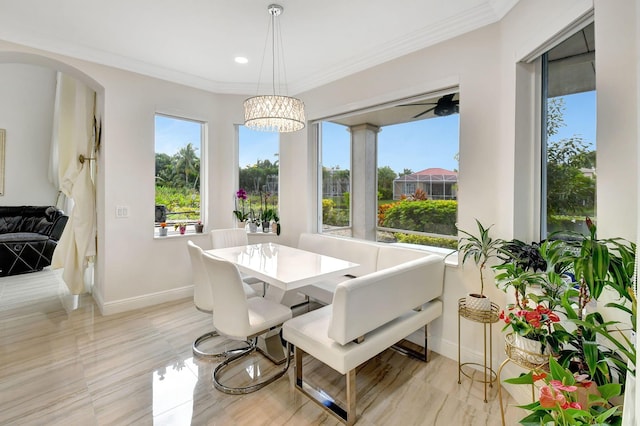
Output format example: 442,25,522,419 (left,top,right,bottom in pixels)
256,328,287,364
